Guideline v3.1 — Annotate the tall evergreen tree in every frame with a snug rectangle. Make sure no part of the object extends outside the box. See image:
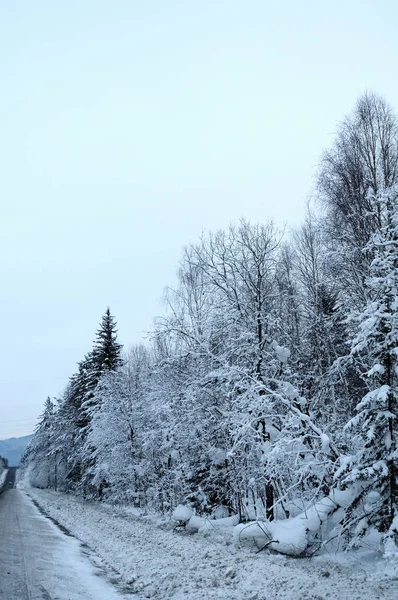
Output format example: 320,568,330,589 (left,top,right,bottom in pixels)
77,309,123,495
22,397,56,488
337,186,398,551
91,307,124,379
80,308,123,428
57,309,124,491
